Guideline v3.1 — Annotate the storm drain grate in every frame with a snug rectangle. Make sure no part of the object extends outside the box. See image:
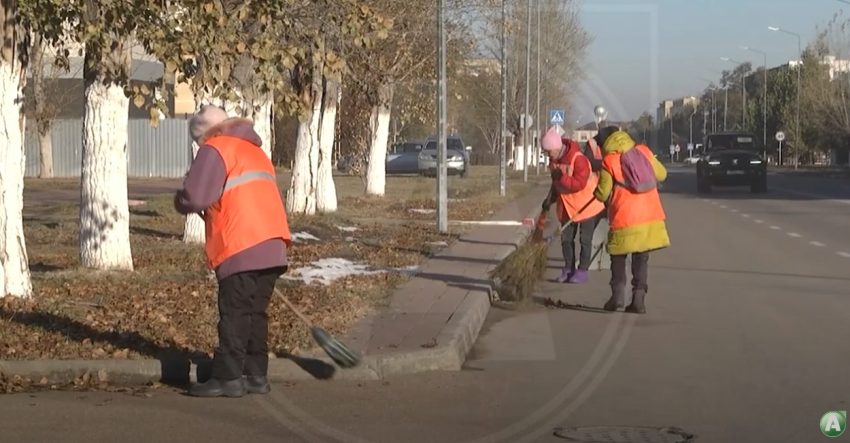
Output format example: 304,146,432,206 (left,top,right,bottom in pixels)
553,426,695,443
